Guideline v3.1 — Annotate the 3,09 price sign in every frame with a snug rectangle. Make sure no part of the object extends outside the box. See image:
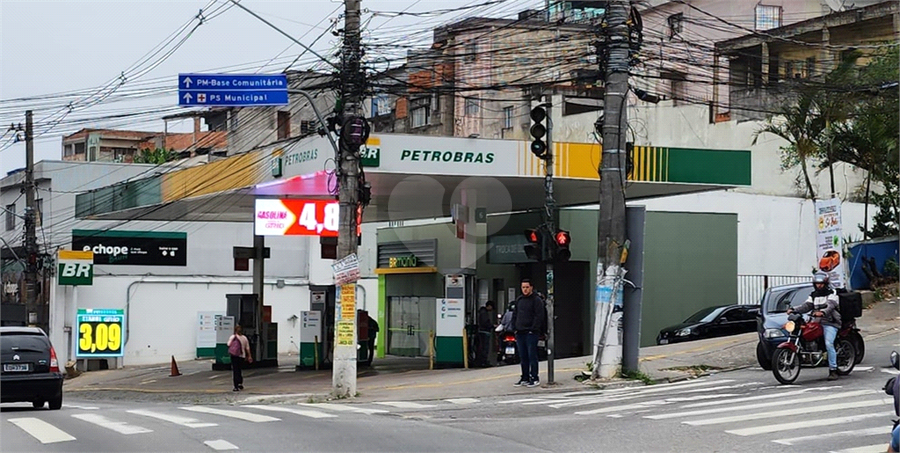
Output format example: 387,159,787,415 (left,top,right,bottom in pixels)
76,308,125,358
255,199,340,237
